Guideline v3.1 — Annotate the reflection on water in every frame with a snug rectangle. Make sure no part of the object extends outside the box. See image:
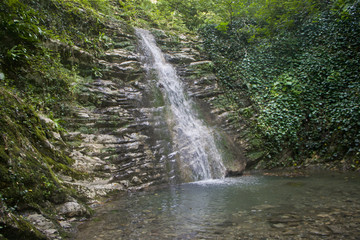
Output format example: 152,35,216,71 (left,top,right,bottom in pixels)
75,171,360,239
